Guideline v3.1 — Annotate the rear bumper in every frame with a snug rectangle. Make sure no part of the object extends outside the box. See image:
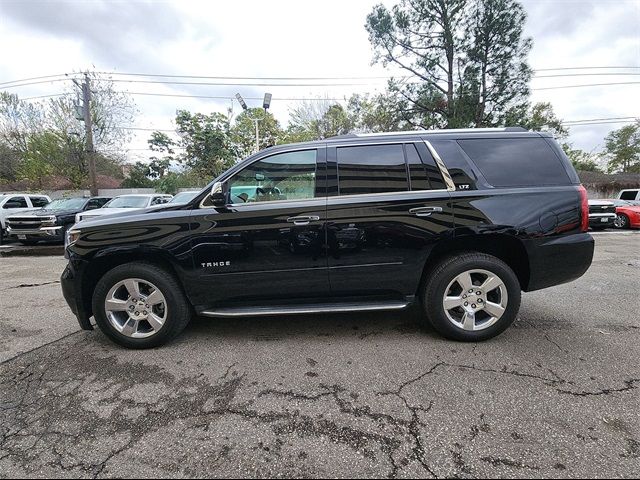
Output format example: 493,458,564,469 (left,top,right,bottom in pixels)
61,259,93,330
524,233,594,291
